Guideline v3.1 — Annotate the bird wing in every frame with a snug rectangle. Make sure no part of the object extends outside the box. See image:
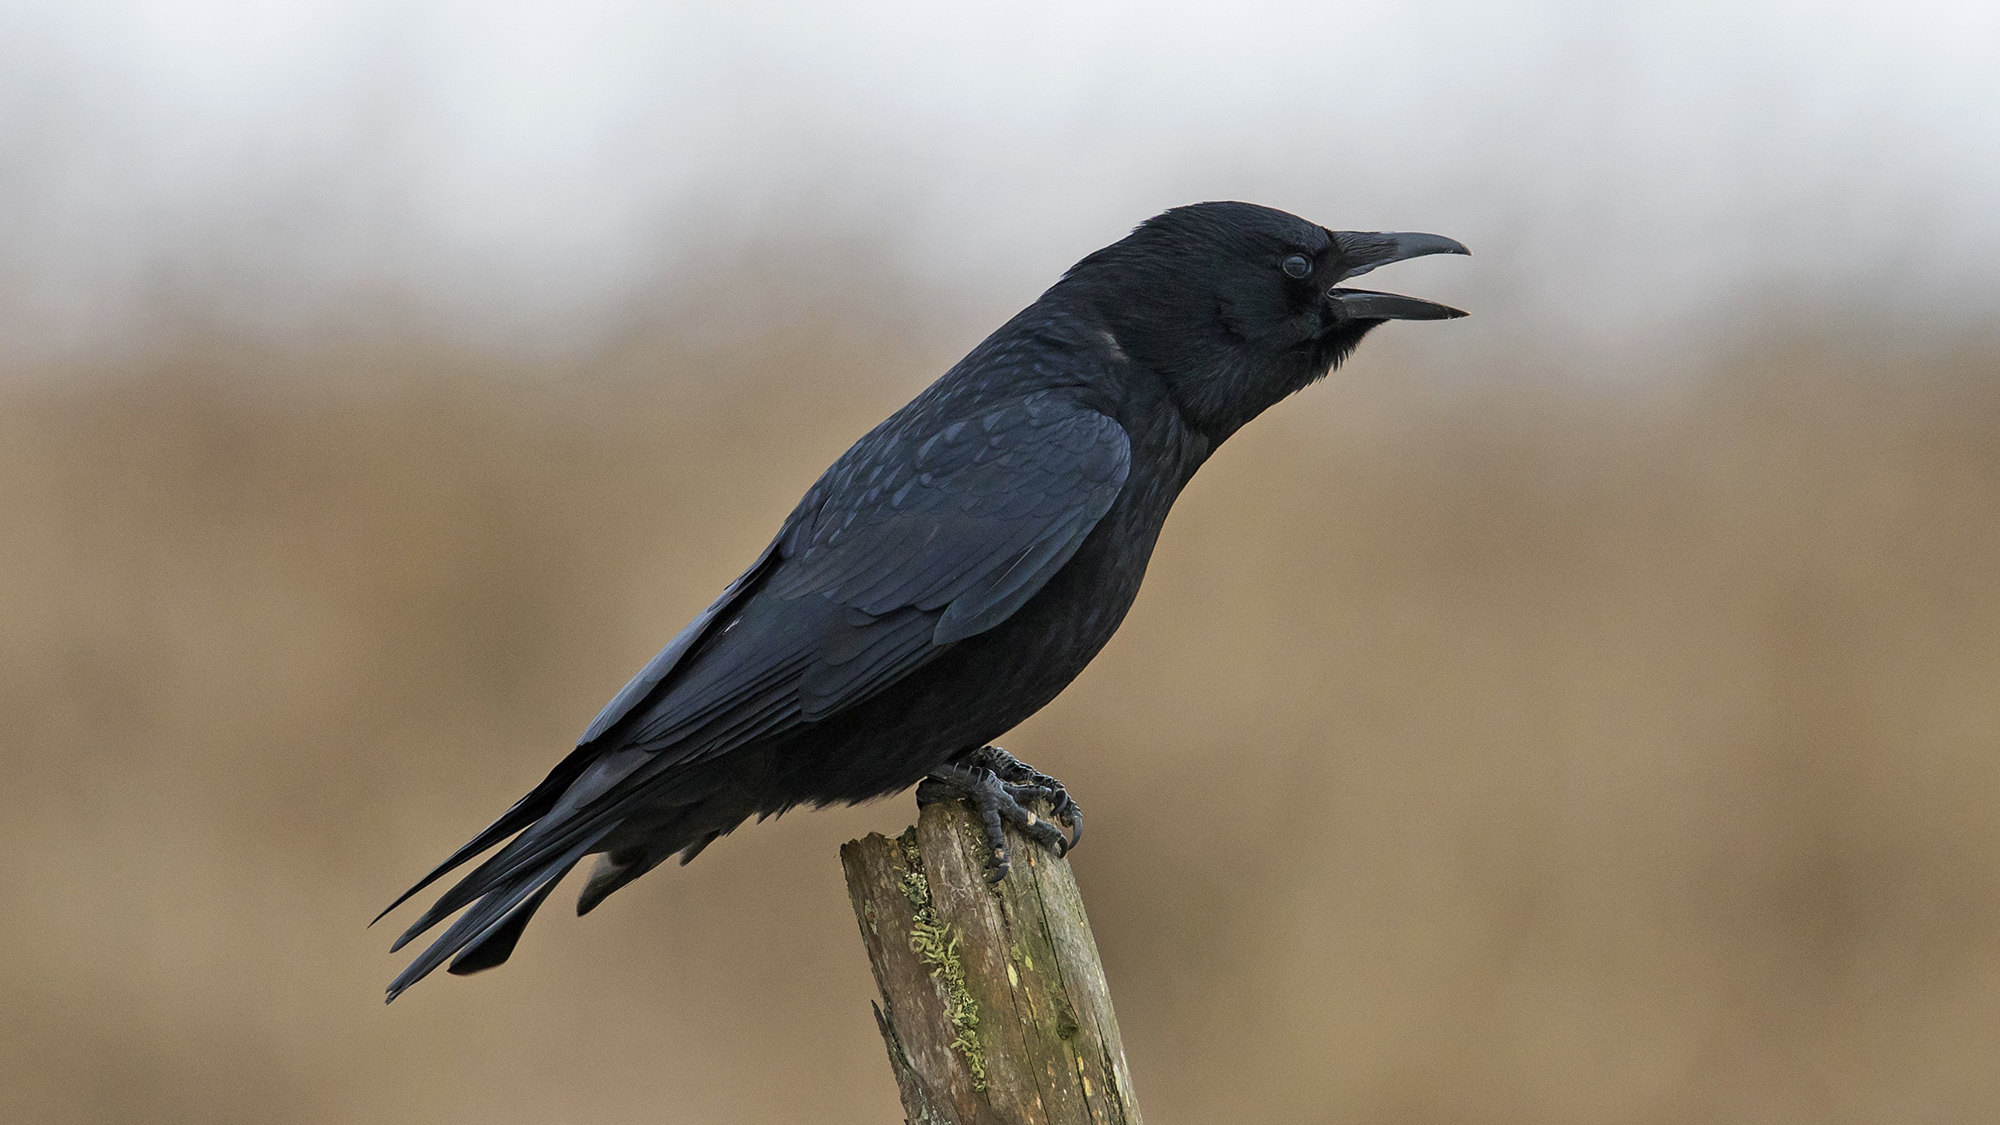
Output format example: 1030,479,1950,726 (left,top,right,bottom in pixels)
575,538,784,747
604,387,1132,755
